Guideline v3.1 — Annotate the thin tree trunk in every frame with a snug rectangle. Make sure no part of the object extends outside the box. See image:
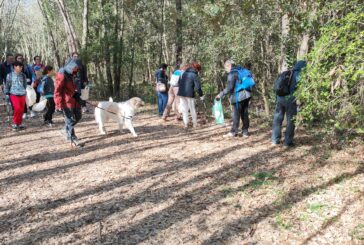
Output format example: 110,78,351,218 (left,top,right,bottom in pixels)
175,0,182,64
56,0,80,55
279,13,289,72
159,0,165,65
128,31,136,97
81,0,89,50
99,0,113,96
38,0,61,67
